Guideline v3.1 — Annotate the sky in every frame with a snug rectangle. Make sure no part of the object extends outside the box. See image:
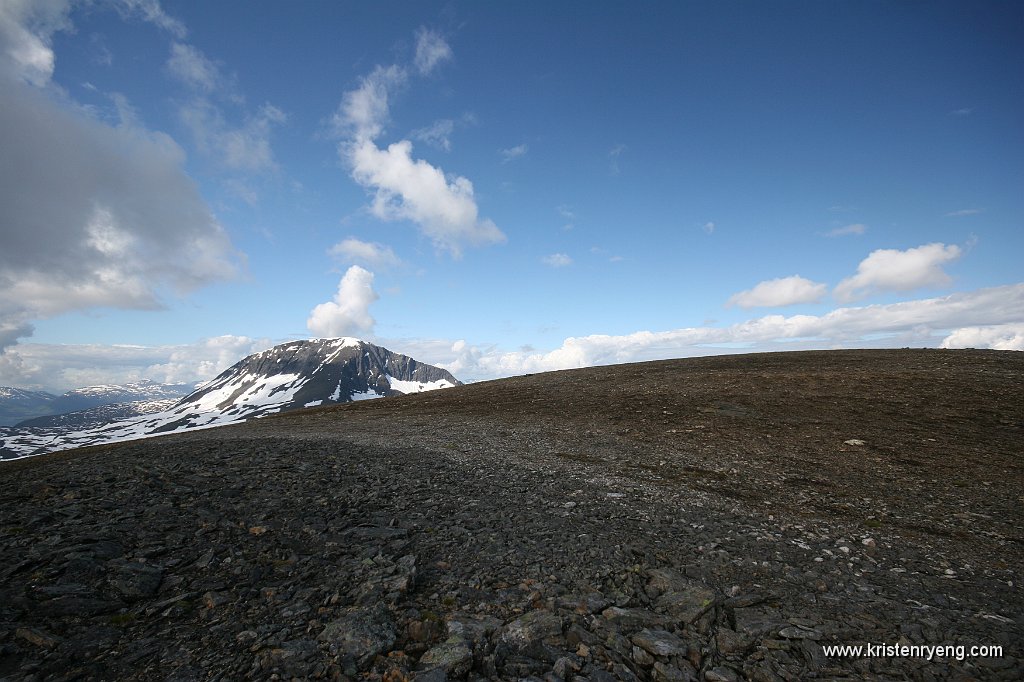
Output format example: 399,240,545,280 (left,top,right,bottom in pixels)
0,0,1022,393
